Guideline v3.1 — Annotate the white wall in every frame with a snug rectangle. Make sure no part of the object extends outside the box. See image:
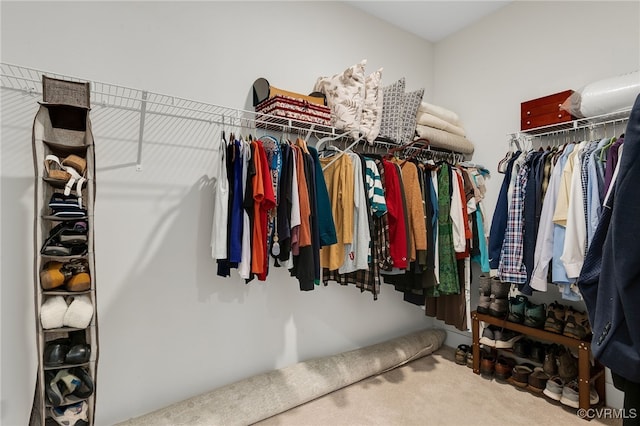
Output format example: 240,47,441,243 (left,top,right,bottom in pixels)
4,1,638,424
432,0,640,409
1,2,436,425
